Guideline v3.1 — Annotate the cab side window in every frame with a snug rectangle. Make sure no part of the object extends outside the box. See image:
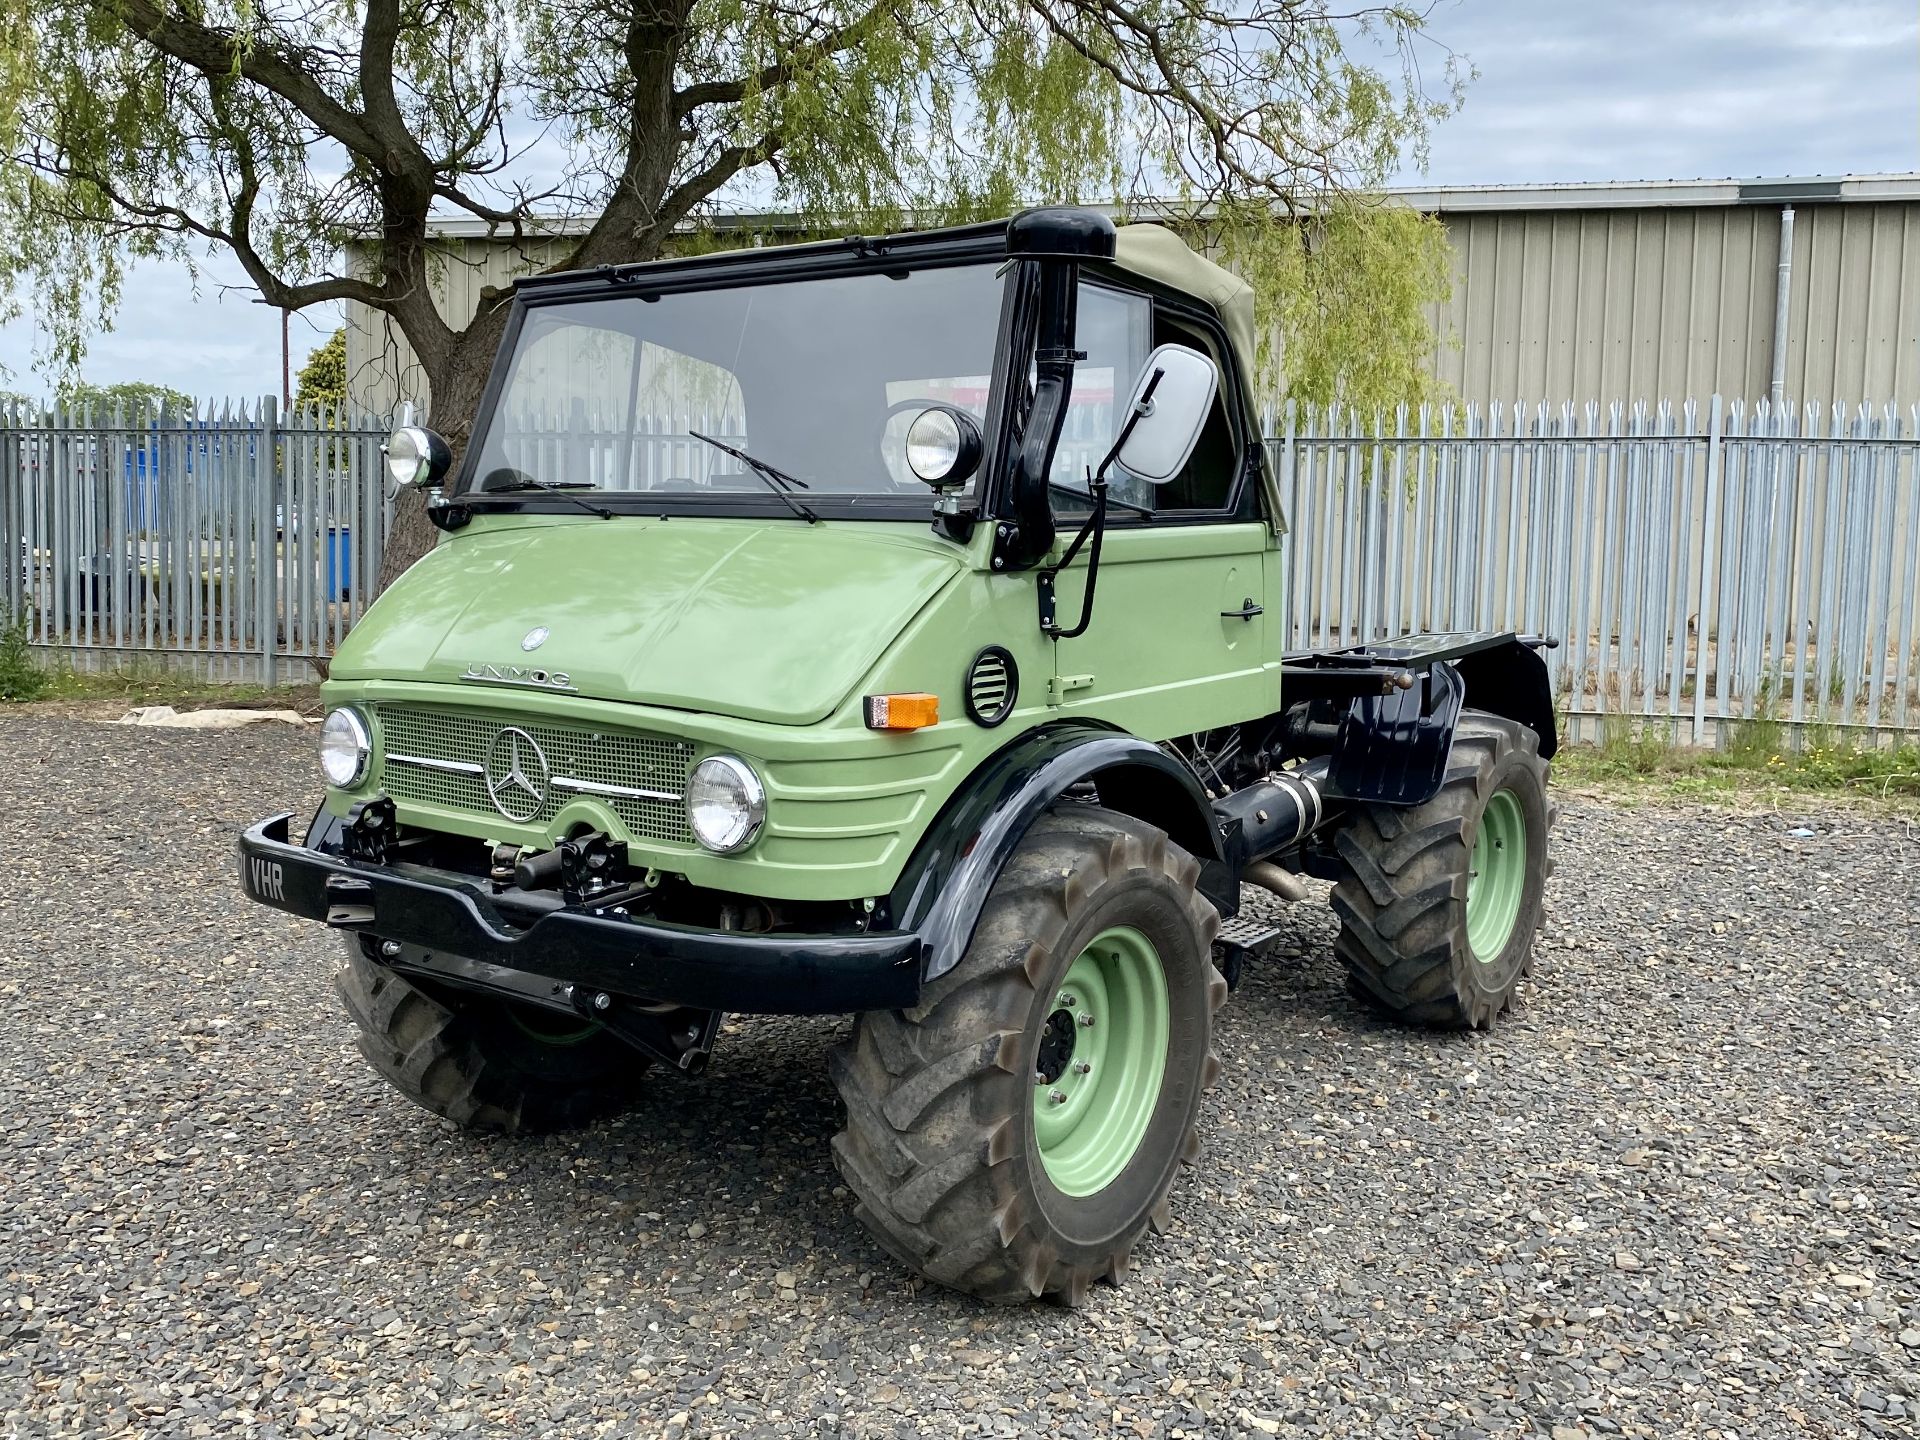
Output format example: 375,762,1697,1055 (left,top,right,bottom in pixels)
1048,280,1243,519
1049,284,1154,492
